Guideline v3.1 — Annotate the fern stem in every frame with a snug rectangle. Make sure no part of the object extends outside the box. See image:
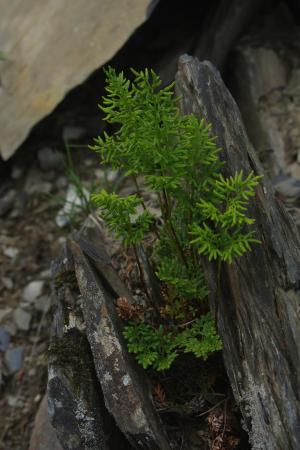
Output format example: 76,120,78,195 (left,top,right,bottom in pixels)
132,244,160,316
132,175,146,210
132,175,160,240
157,191,188,269
162,189,189,269
215,259,222,326
133,244,150,298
